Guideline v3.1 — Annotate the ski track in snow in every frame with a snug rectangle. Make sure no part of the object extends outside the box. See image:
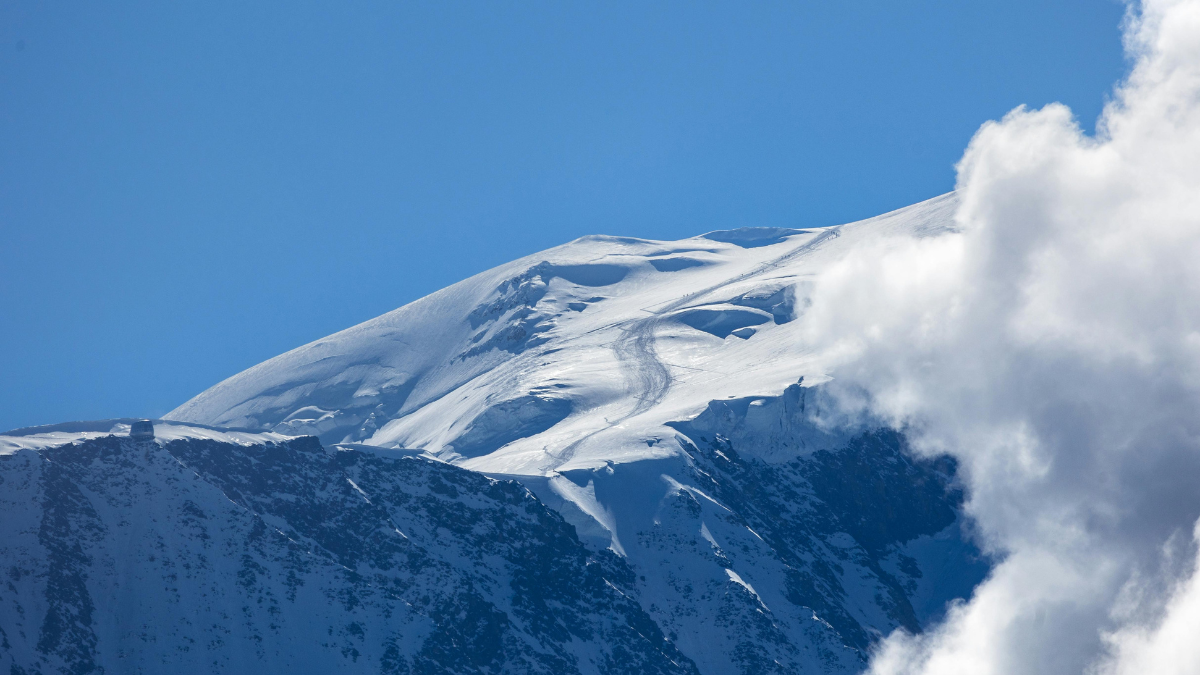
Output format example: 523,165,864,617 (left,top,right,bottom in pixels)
555,226,842,465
